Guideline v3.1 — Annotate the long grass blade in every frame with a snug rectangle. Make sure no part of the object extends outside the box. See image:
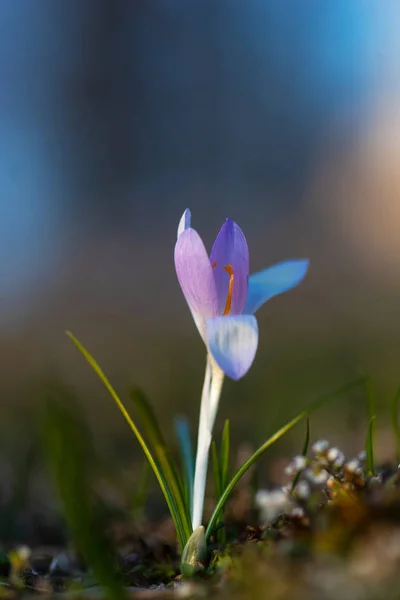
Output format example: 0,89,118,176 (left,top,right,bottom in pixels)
205,376,366,542
366,415,376,477
220,420,230,492
66,331,188,550
211,440,226,545
291,417,310,494
211,441,221,500
129,389,192,539
131,461,151,522
364,378,376,477
42,398,125,600
175,417,194,515
215,423,230,547
364,378,376,472
390,387,400,464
